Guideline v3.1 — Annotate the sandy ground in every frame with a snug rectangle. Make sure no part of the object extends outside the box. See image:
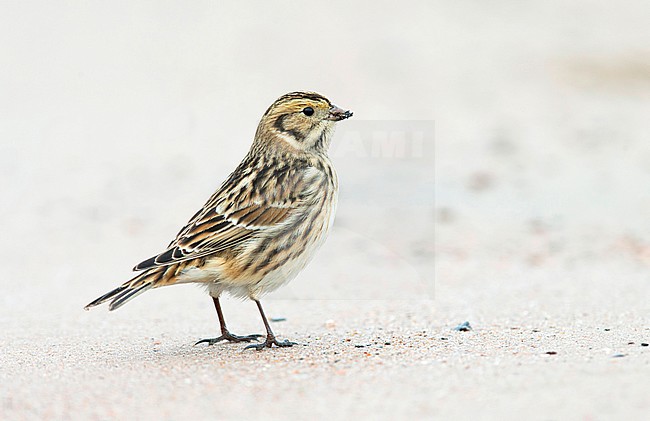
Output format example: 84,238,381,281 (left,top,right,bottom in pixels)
1,1,650,420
